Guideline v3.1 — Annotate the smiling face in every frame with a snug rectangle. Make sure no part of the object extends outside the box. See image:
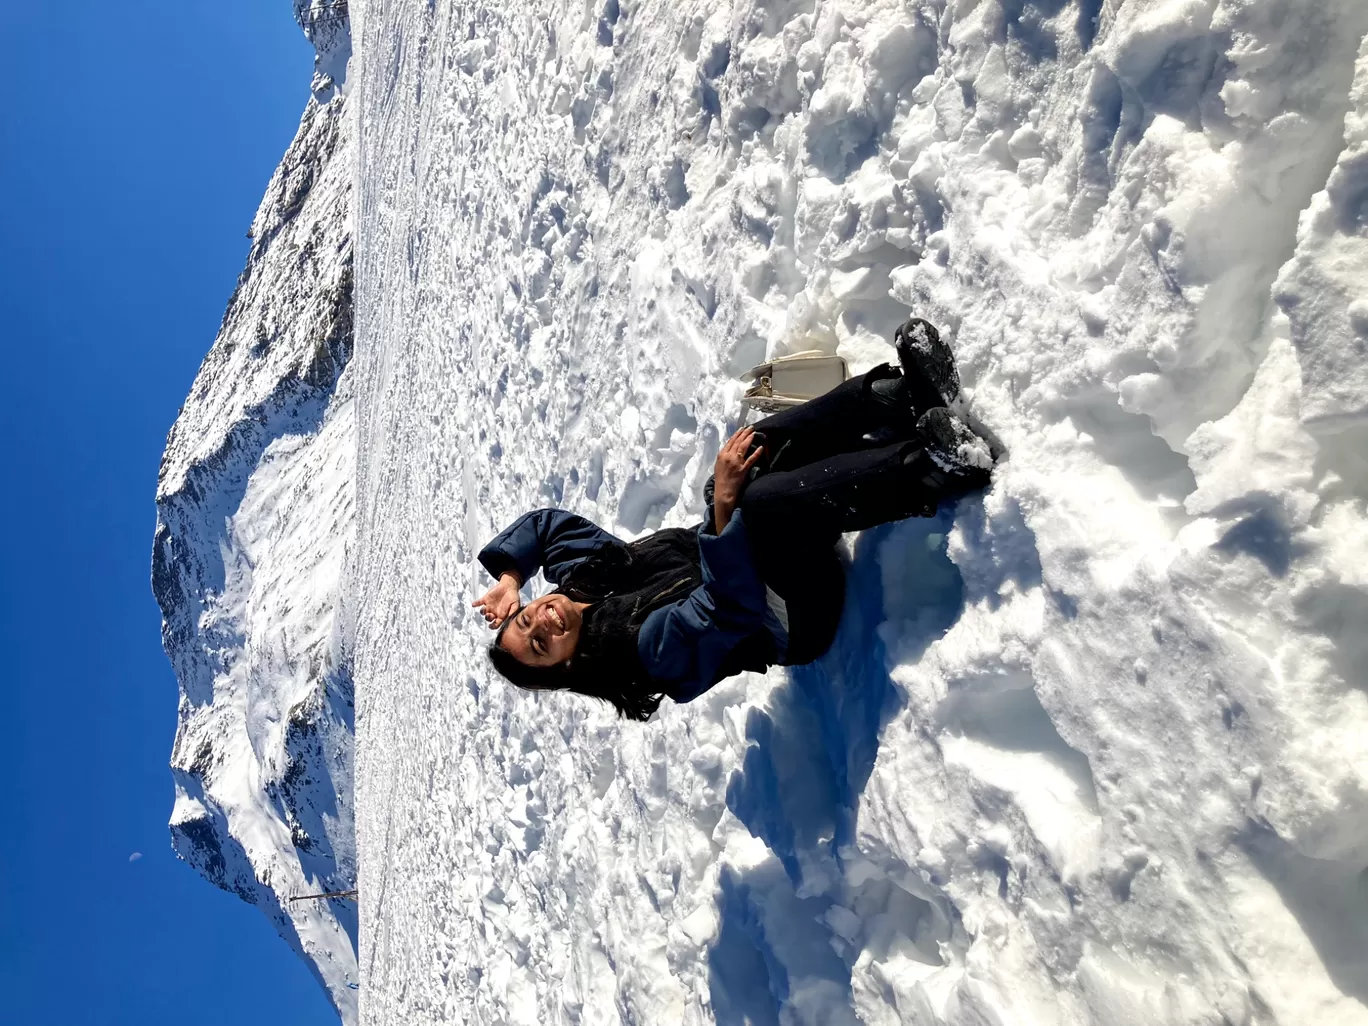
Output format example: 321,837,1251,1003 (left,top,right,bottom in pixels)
498,593,585,668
